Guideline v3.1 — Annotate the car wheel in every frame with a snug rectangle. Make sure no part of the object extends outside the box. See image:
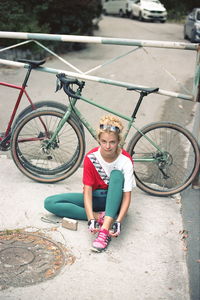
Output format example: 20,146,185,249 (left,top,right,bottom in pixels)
126,10,131,18
138,12,144,21
119,9,124,17
130,11,135,19
183,26,188,39
190,30,196,43
102,9,107,16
